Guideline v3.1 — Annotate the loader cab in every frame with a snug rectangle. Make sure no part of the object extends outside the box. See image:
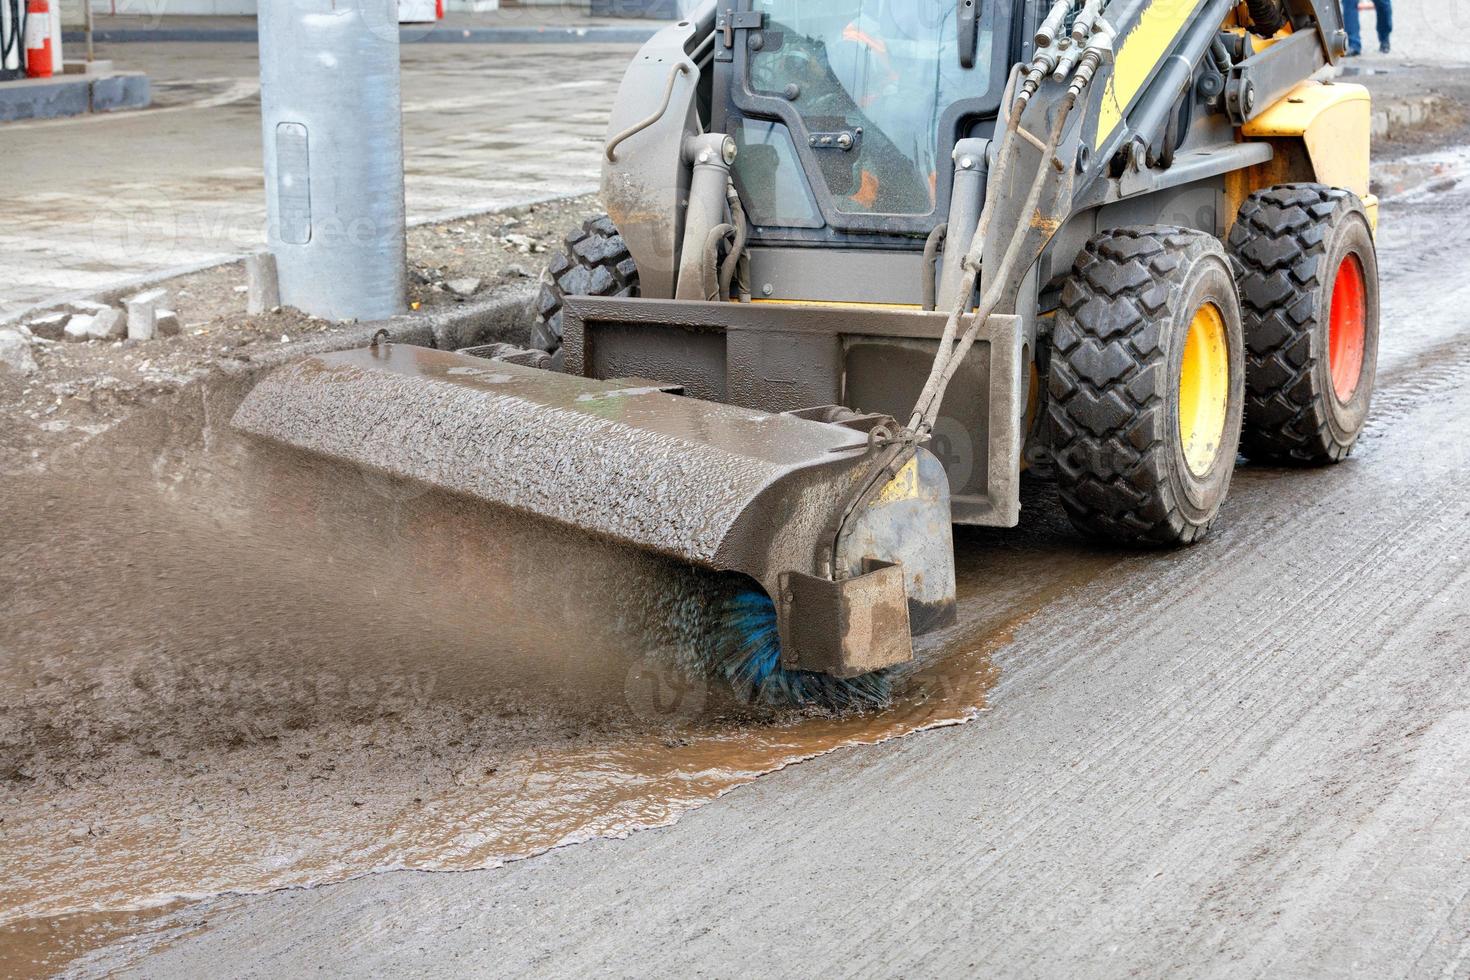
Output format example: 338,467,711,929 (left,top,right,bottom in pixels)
719,0,1015,255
